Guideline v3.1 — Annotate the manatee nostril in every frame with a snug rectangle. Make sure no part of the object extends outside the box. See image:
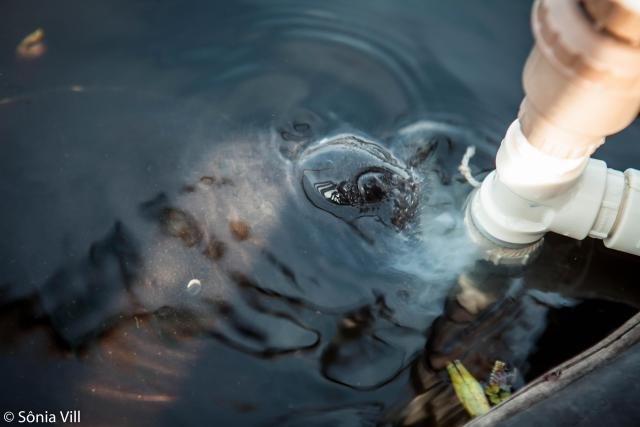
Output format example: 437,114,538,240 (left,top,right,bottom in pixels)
298,135,420,230
357,171,389,203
